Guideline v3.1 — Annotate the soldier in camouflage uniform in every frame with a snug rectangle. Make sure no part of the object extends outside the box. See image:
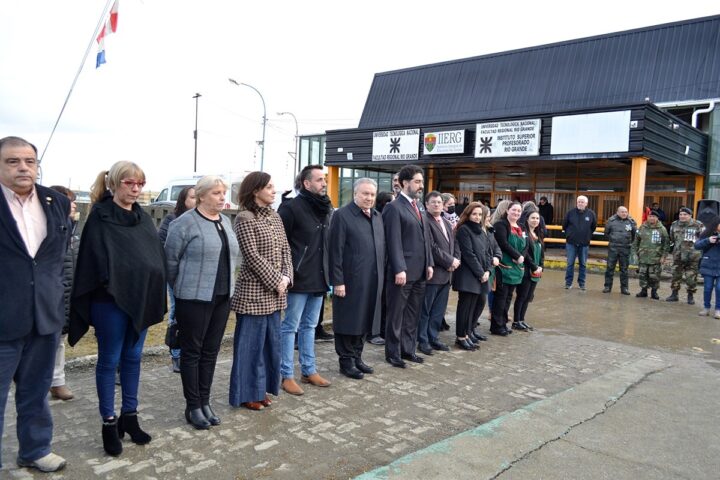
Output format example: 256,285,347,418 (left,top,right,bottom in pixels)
632,210,669,299
666,207,704,304
603,206,637,295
